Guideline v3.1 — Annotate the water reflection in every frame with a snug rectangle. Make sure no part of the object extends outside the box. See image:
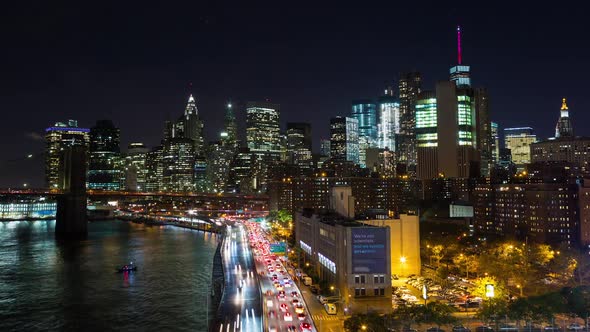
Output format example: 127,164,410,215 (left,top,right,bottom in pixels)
0,219,217,331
